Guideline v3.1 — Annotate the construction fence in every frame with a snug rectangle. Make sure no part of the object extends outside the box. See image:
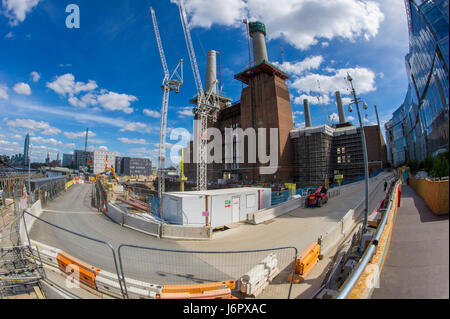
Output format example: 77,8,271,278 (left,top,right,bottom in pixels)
21,208,298,299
